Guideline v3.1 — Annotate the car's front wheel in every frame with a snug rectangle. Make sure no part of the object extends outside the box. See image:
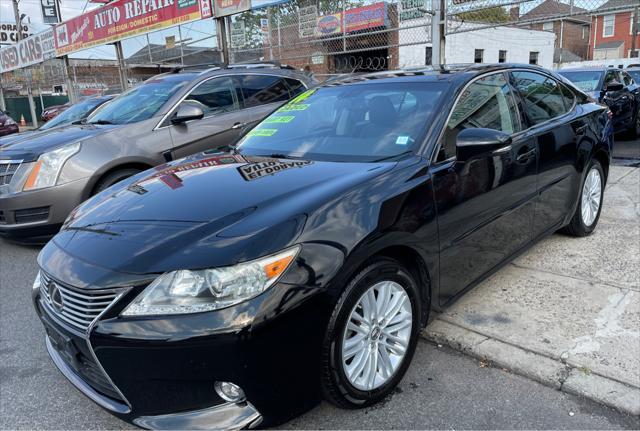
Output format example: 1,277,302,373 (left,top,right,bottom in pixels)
563,159,604,237
321,257,421,408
